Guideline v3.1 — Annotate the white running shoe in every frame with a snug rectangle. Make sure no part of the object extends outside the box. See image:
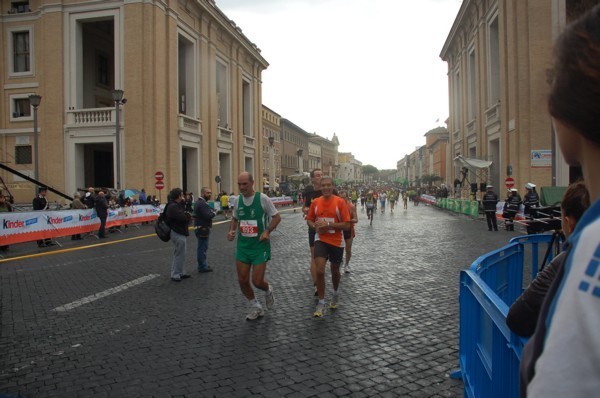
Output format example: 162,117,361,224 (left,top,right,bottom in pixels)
266,286,275,310
344,264,351,273
314,302,327,317
329,294,339,310
246,305,264,321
